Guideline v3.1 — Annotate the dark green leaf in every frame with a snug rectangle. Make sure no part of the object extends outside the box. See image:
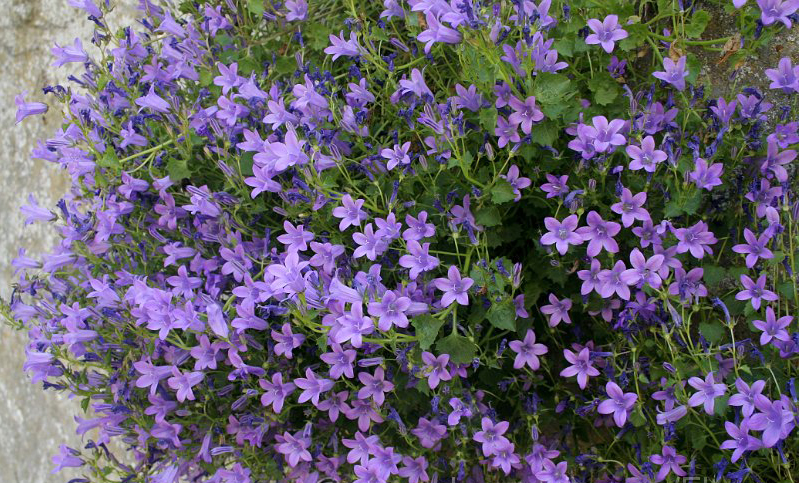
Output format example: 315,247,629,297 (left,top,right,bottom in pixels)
699,321,725,345
436,333,477,364
475,206,501,227
685,10,710,38
412,315,446,350
490,179,516,204
486,299,516,331
166,157,191,181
